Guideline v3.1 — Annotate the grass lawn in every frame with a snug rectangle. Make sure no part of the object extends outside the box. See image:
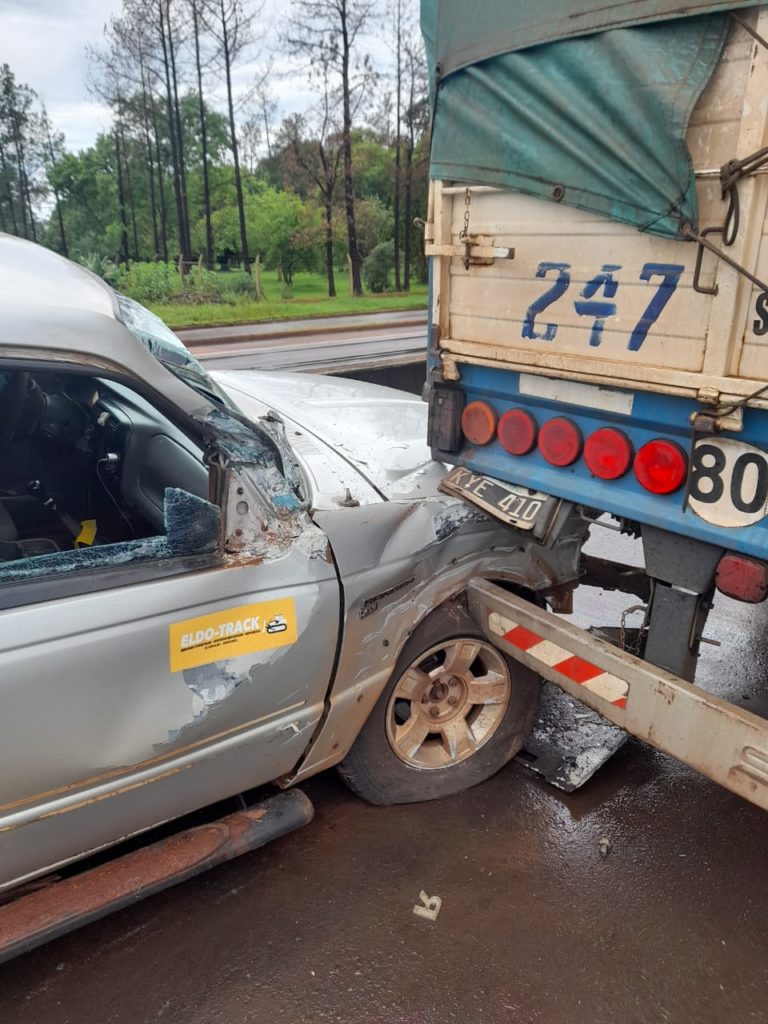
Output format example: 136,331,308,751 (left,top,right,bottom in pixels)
148,271,428,329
